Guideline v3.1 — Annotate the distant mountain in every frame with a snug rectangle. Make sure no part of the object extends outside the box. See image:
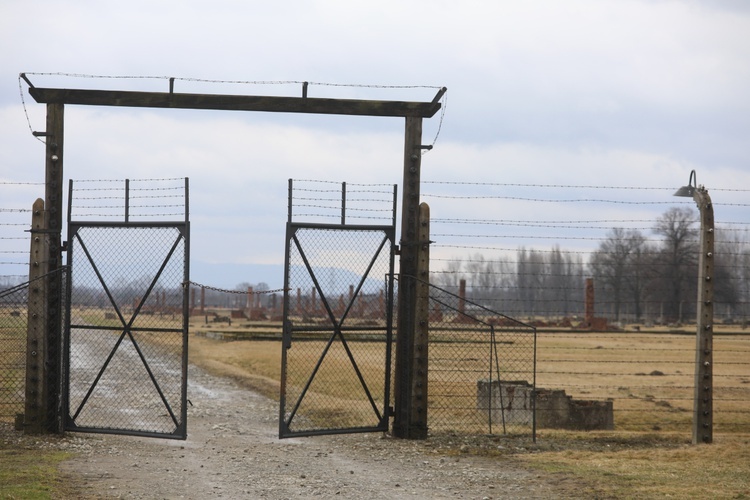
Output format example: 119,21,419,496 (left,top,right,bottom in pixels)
190,262,387,296
190,262,284,290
